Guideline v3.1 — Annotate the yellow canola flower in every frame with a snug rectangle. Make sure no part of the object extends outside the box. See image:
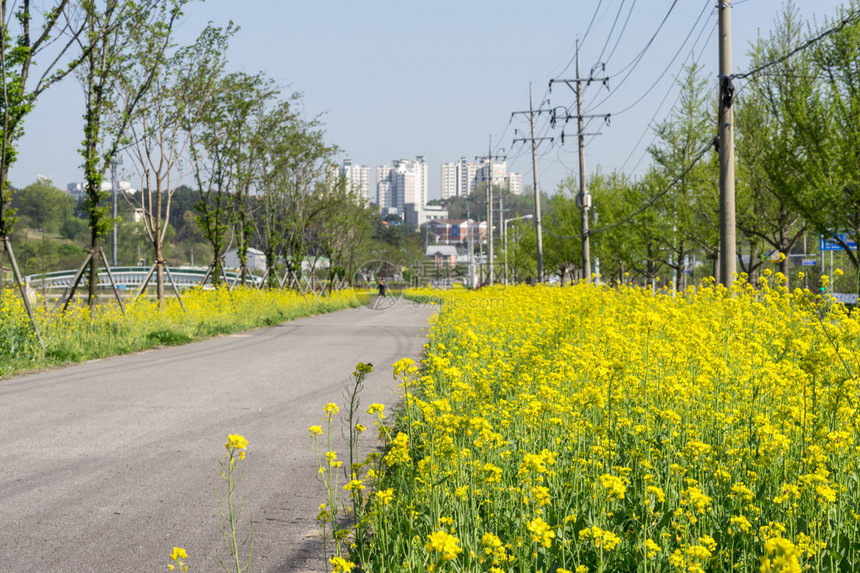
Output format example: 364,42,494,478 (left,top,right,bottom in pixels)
599,473,626,500
644,538,661,558
225,434,247,451
367,403,385,417
352,284,860,571
329,556,356,572
343,479,365,492
168,546,188,572
385,432,411,465
759,537,801,573
425,530,463,561
526,516,556,548
170,547,187,561
324,403,339,417
375,488,394,506
579,525,620,551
